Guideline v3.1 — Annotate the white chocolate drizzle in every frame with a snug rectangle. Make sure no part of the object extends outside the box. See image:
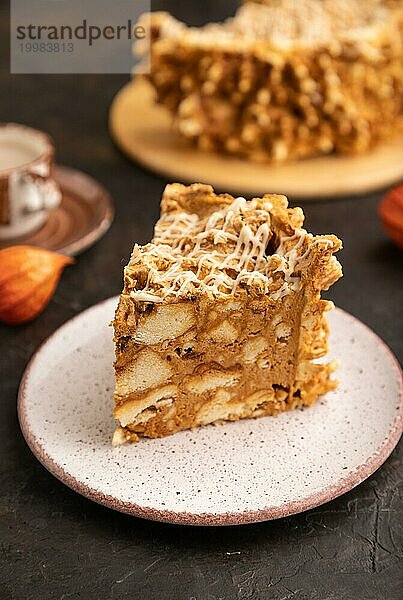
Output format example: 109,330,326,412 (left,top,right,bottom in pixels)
129,197,334,303
155,0,391,52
